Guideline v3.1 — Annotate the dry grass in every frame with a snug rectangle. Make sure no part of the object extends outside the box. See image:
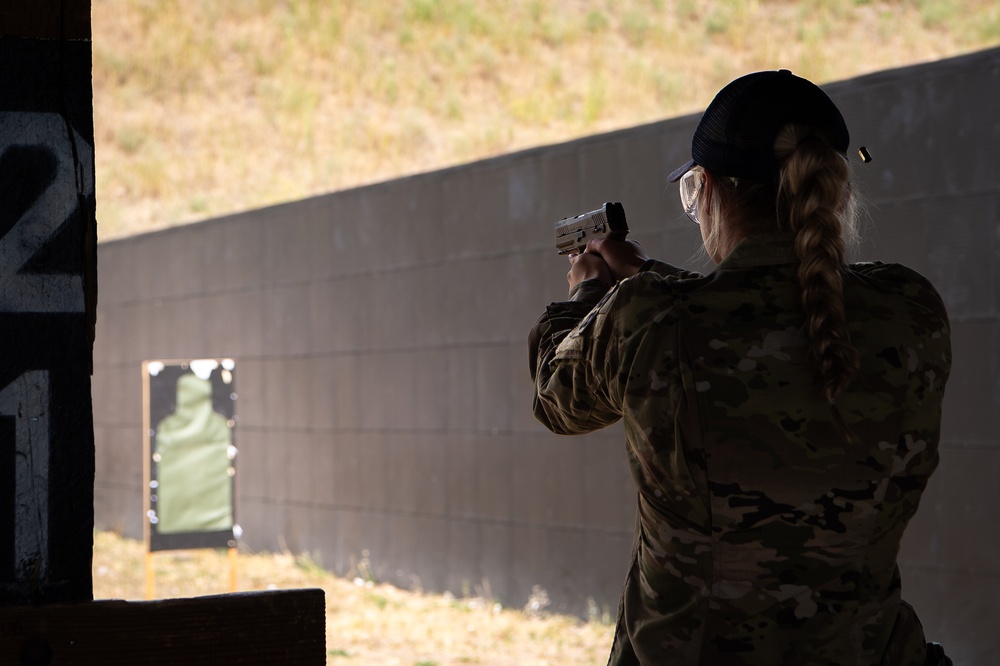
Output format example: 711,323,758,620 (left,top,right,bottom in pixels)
93,531,614,665
91,1,1000,240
